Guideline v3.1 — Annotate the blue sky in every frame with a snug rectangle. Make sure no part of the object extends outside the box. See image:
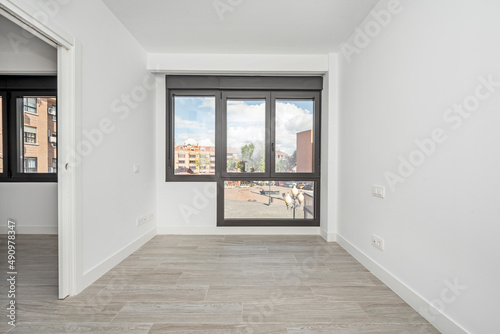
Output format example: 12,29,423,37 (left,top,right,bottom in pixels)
174,97,216,146
174,97,314,155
